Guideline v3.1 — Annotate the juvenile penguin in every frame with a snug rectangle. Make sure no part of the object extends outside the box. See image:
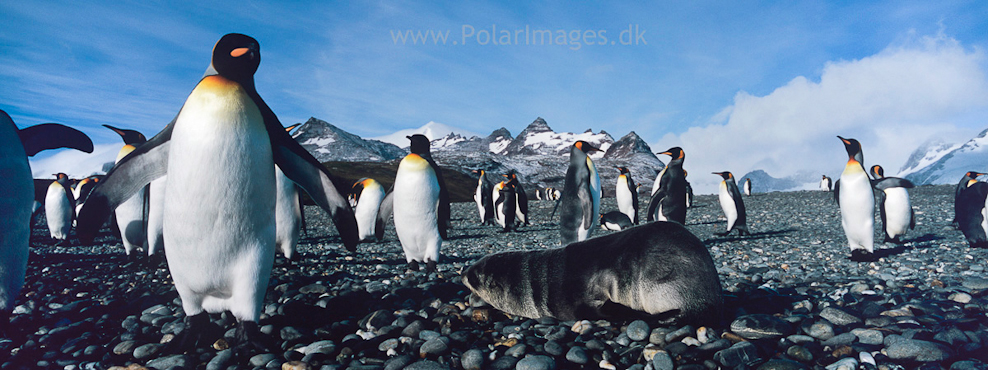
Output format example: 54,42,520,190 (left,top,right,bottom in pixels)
112,144,149,258
599,211,633,231
615,167,639,224
76,34,359,355
505,172,529,227
1,111,92,334
952,172,985,229
870,165,915,243
463,221,723,324
385,134,446,271
646,147,687,224
472,169,494,225
558,141,602,245
45,173,75,242
956,177,988,248
274,123,304,261
742,178,752,196
835,136,875,261
820,175,833,192
352,178,386,242
494,181,517,232
713,171,749,236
